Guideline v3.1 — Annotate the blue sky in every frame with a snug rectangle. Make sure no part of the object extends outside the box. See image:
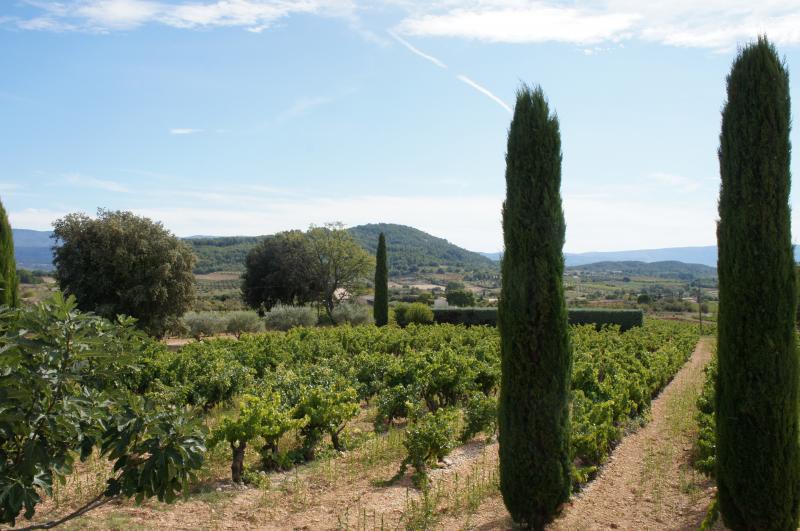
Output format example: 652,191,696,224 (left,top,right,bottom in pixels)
2,1,800,253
